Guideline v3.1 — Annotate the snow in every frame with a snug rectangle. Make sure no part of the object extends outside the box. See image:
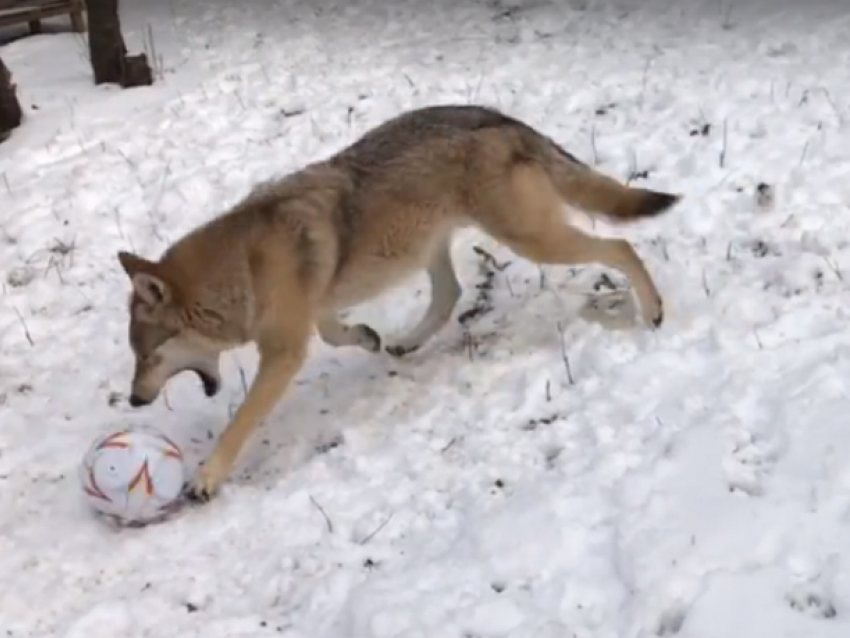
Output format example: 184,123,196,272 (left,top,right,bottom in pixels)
3,0,850,635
